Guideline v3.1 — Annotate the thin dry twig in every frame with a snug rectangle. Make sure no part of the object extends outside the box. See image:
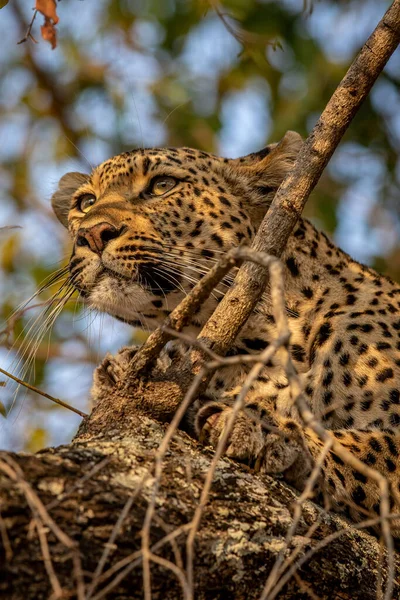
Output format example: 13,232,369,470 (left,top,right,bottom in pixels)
153,514,184,571
278,374,398,600
87,473,150,599
129,248,239,377
208,0,278,52
0,225,22,232
261,439,333,597
90,524,191,600
185,250,290,594
0,366,88,418
140,367,209,600
45,456,112,512
293,572,322,600
148,552,190,599
34,519,63,599
263,512,400,600
0,454,86,600
17,9,38,44
0,509,13,562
